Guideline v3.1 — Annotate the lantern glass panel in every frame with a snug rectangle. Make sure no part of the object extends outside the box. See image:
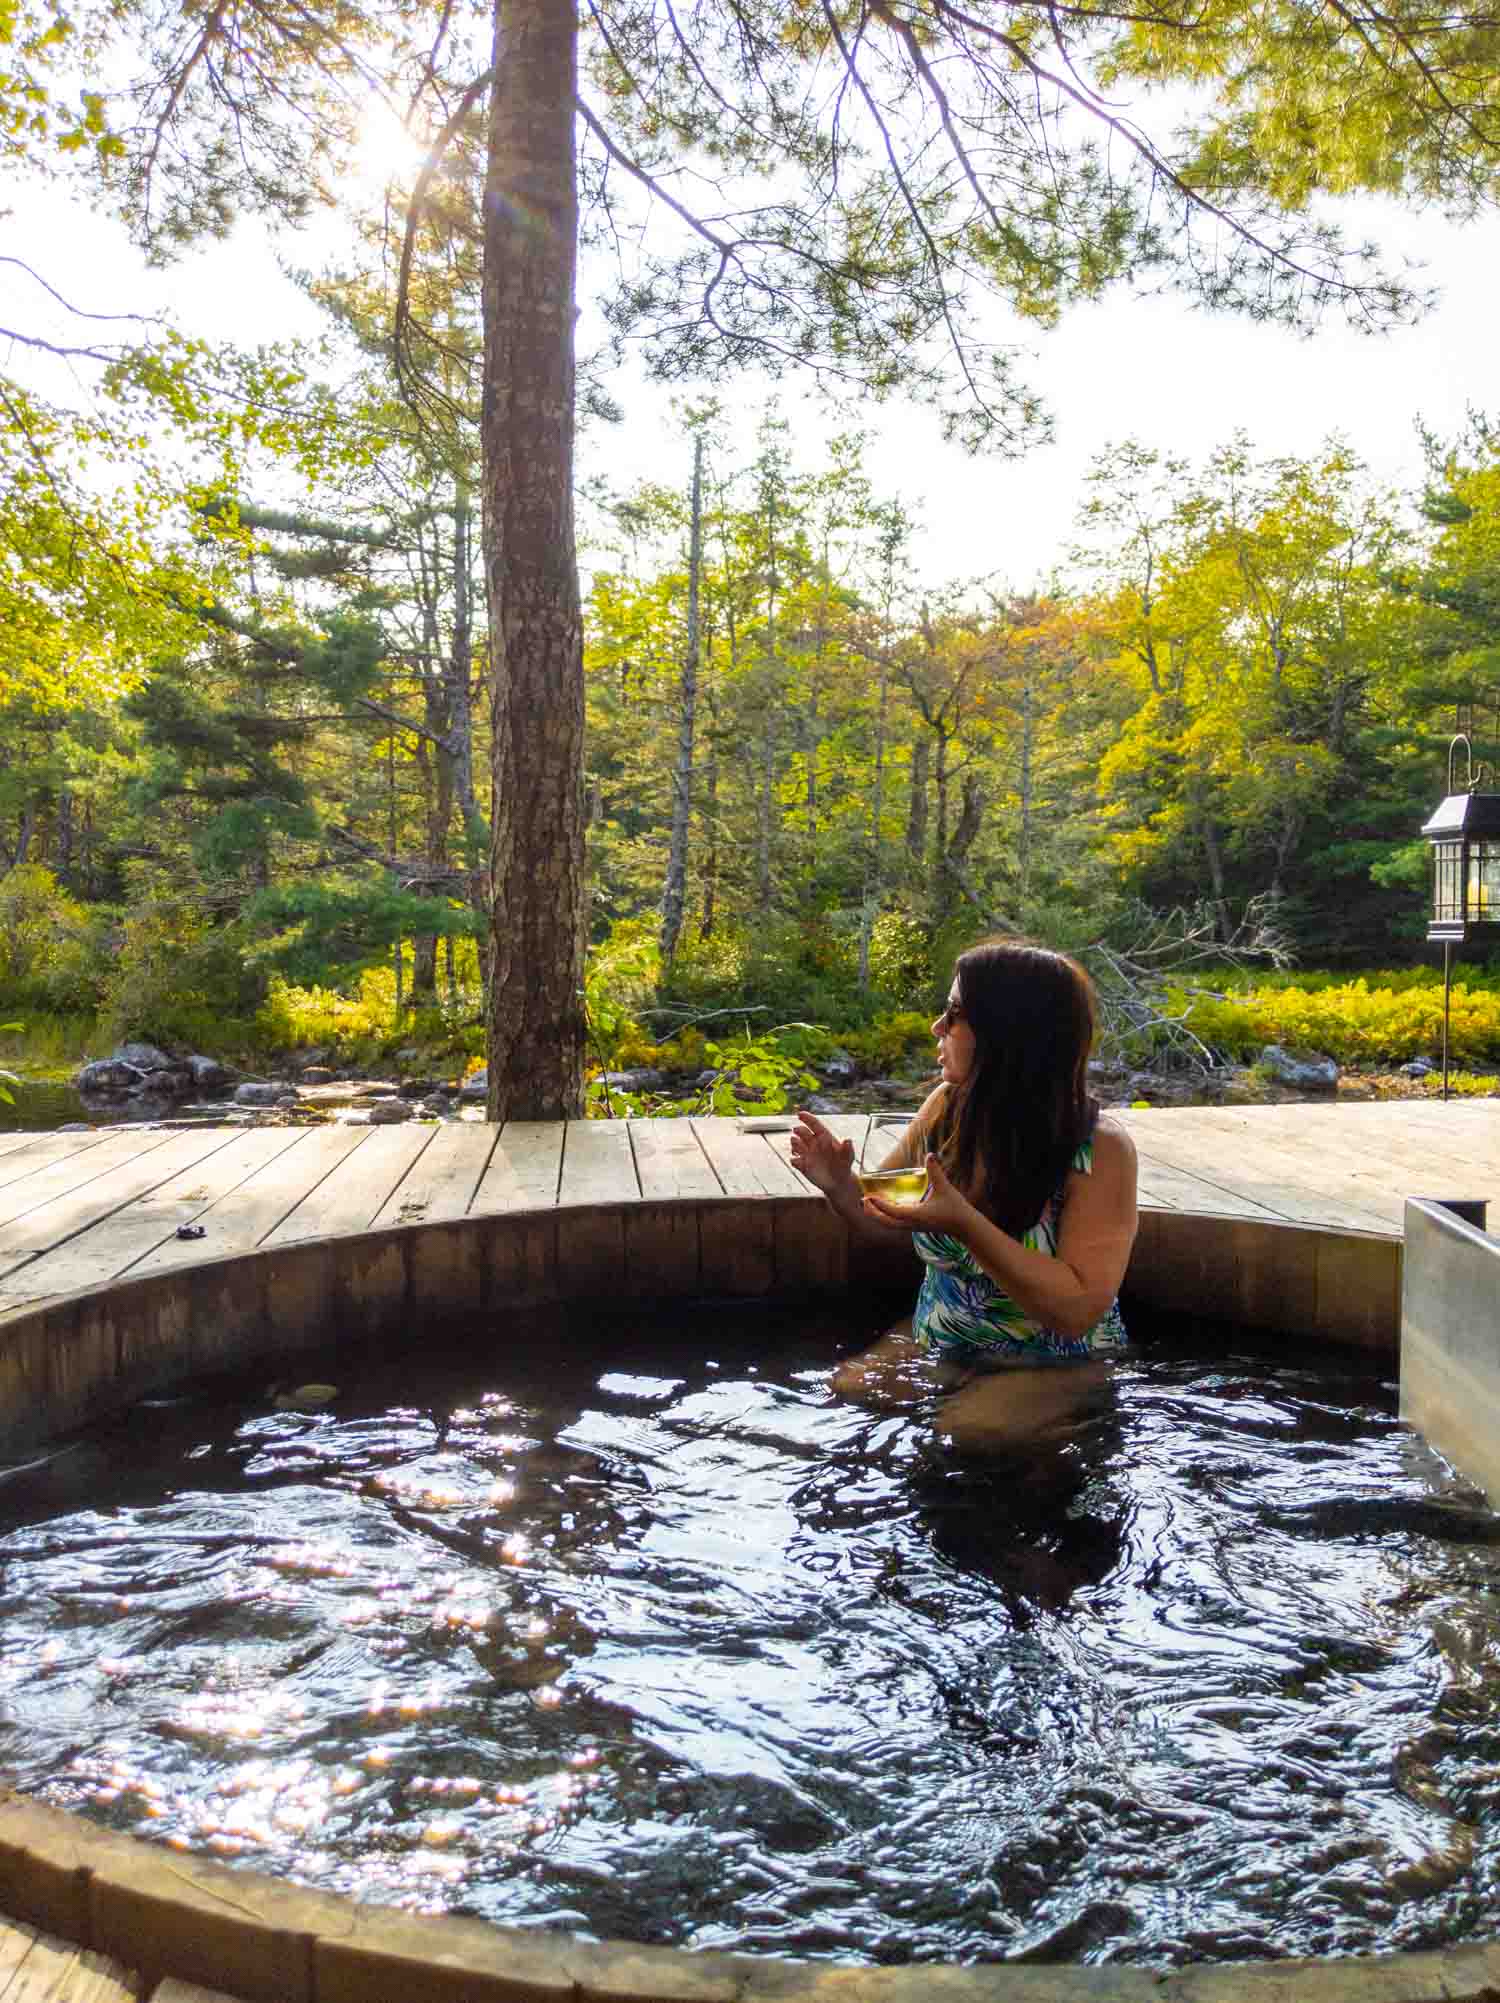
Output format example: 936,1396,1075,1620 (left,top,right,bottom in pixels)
1434,840,1463,923
1466,840,1500,922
